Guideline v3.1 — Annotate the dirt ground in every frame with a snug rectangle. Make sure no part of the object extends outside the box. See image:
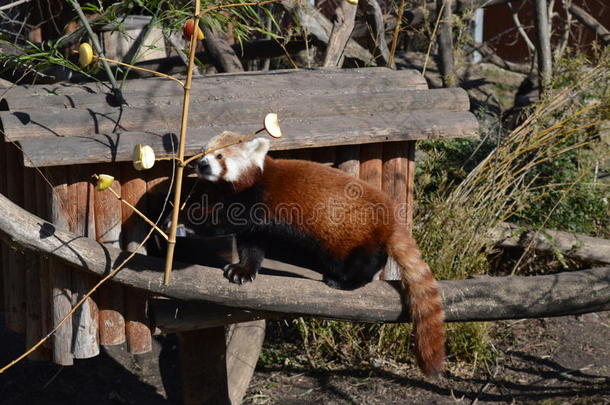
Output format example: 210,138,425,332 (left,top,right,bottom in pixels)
1,311,608,405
